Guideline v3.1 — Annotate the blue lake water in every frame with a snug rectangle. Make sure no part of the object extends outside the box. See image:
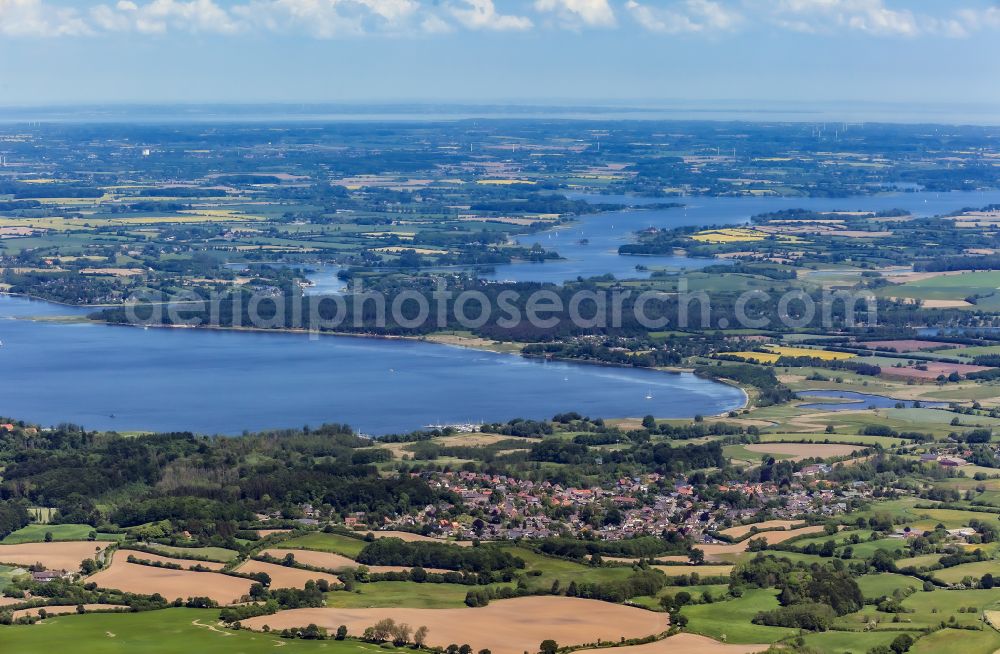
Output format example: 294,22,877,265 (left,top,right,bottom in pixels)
483,190,1000,284
0,295,745,435
5,190,997,435
226,262,347,294
796,390,948,412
